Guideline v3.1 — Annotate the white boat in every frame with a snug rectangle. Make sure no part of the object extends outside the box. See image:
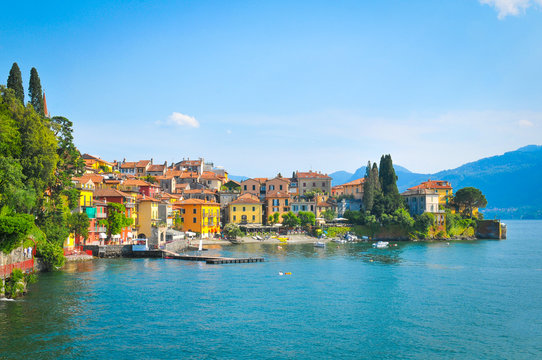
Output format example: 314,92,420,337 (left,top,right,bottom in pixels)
331,238,346,244
314,241,326,248
372,241,389,249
